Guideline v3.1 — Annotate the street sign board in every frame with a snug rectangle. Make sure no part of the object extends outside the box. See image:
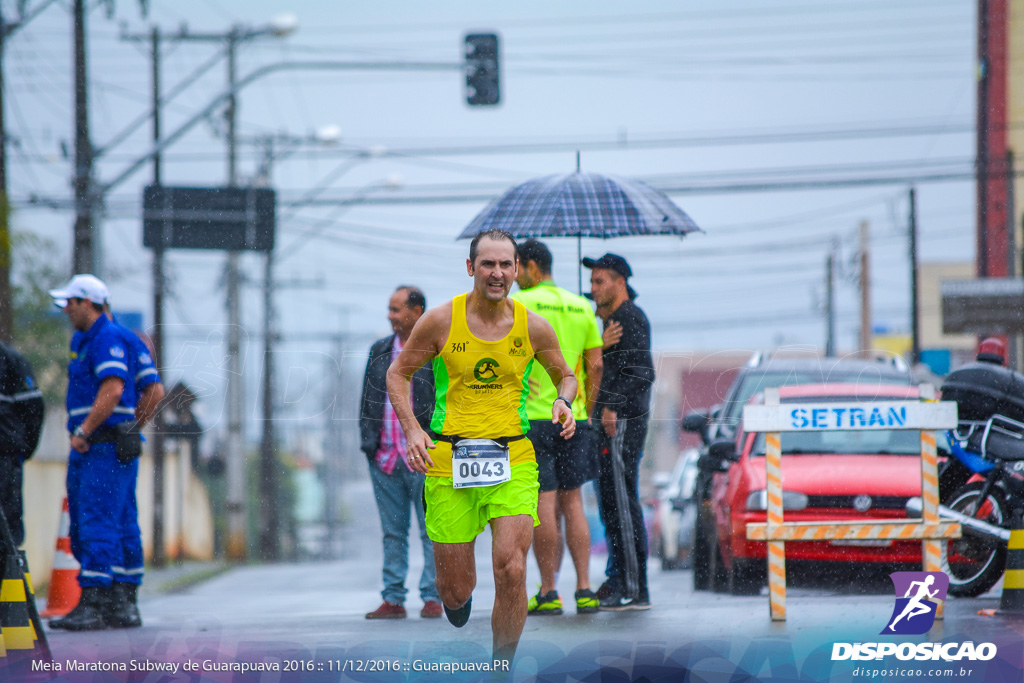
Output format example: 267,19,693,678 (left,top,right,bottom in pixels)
143,185,275,252
941,278,1024,334
743,400,957,432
